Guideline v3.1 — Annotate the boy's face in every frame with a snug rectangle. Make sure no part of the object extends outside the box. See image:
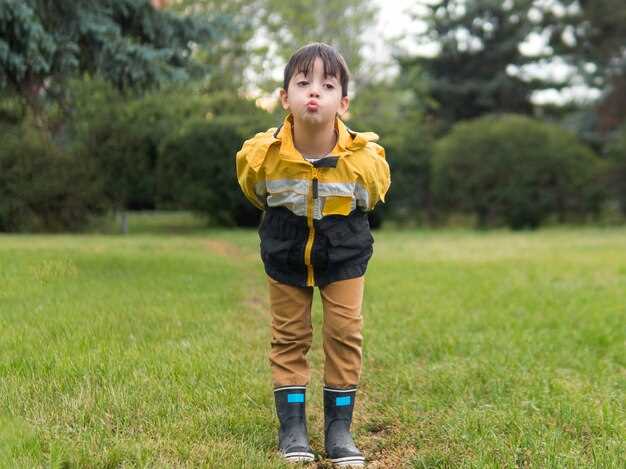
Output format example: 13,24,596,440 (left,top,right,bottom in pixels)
279,56,349,126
